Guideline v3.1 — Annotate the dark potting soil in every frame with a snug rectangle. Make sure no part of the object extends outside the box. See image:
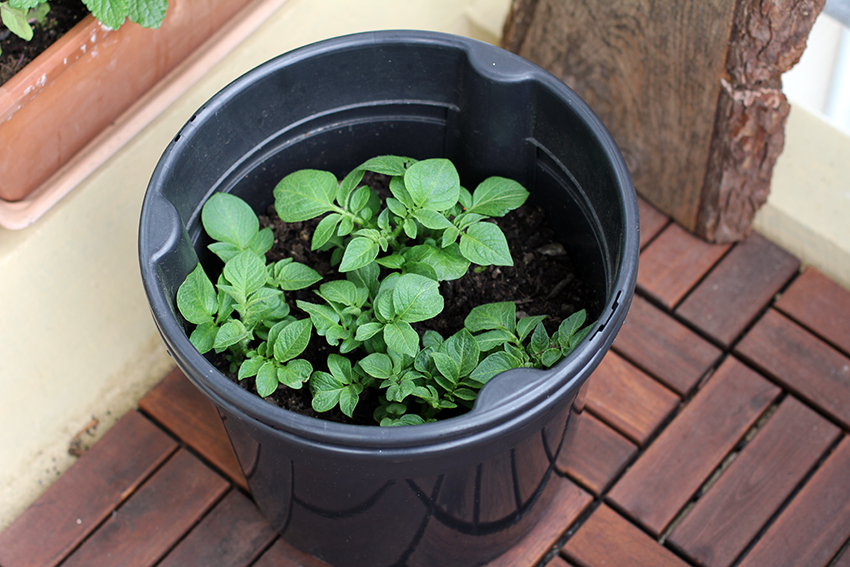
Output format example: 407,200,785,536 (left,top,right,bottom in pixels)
0,0,89,86
216,174,593,425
